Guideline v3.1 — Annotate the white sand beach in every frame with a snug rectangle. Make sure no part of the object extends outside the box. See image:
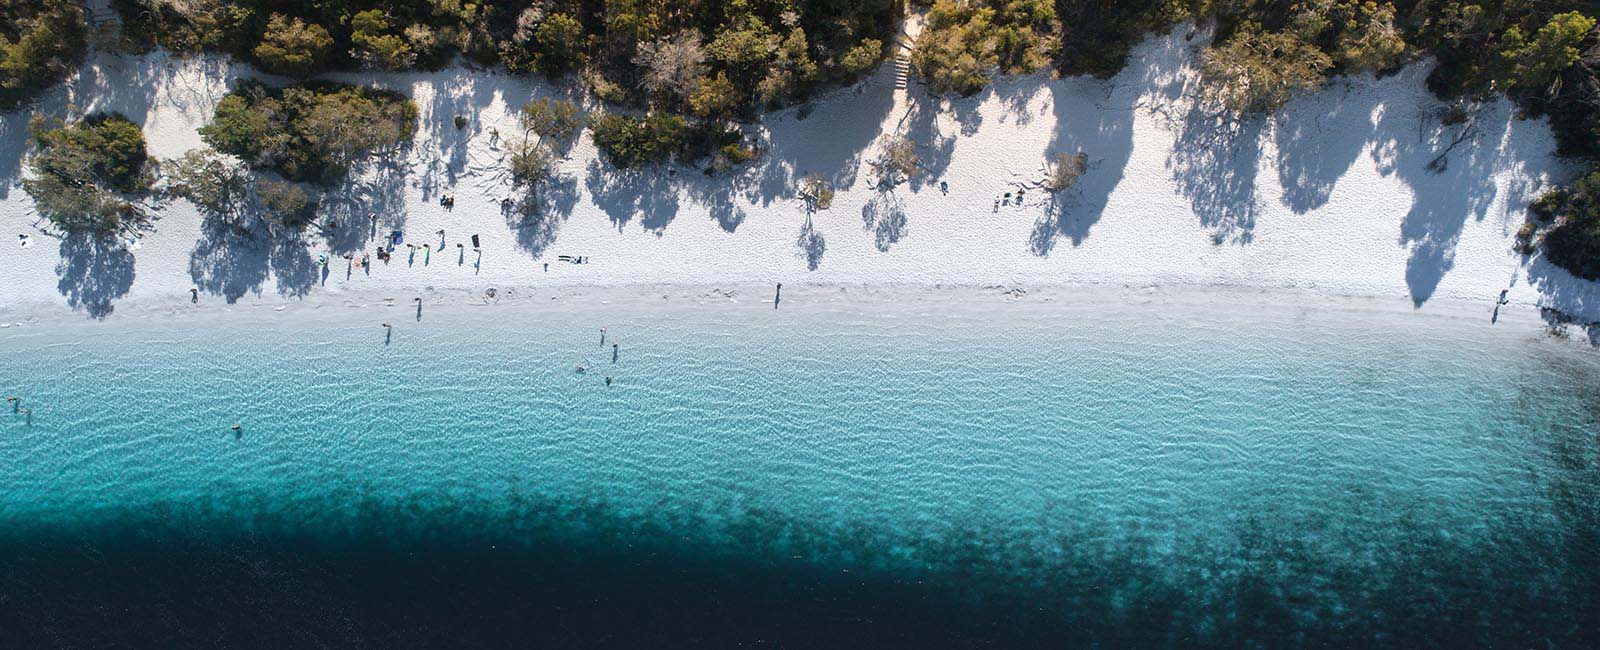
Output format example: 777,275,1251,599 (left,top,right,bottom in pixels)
3,27,1599,326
